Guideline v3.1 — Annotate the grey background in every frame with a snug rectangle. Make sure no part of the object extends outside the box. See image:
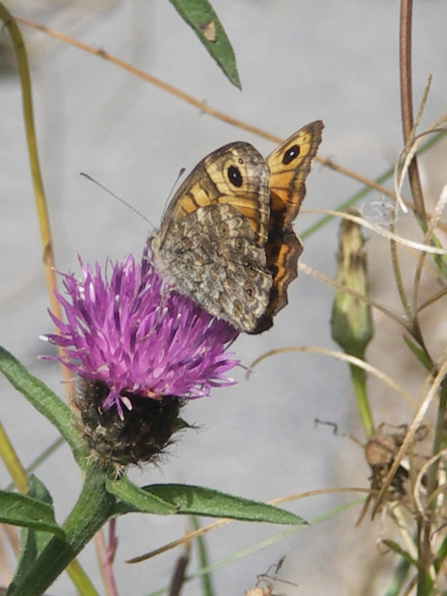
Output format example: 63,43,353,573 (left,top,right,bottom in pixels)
1,1,446,594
